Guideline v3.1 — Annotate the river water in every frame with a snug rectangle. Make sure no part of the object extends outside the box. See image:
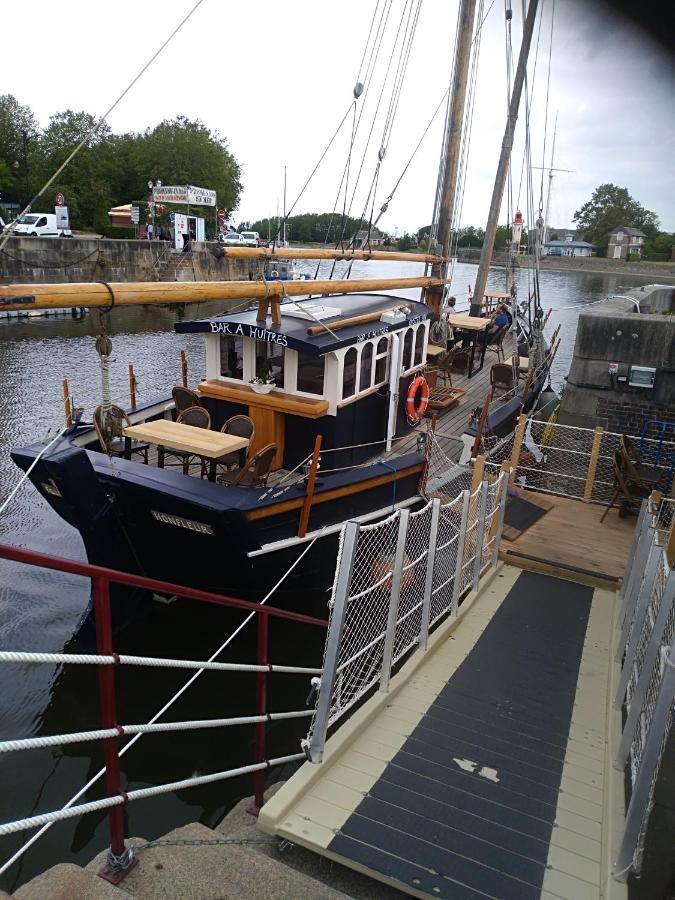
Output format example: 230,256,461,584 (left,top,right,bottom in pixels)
0,260,656,889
